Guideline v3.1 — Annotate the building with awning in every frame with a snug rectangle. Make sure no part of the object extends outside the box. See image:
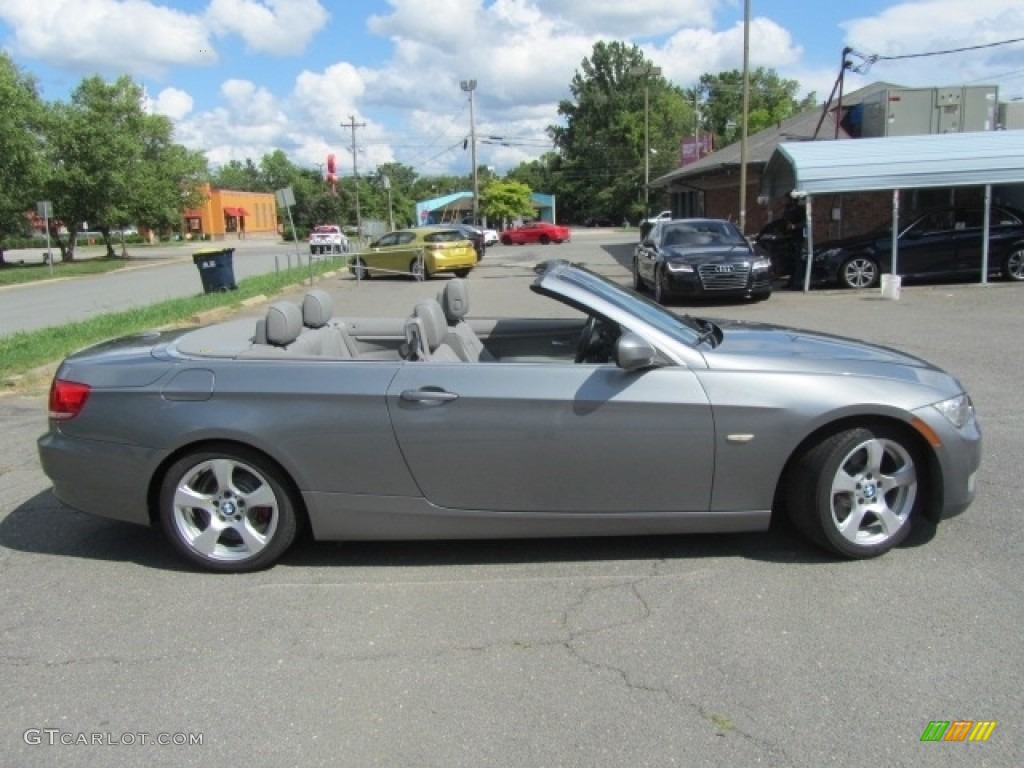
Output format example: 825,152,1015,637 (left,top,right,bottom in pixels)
414,190,557,227
184,184,278,240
